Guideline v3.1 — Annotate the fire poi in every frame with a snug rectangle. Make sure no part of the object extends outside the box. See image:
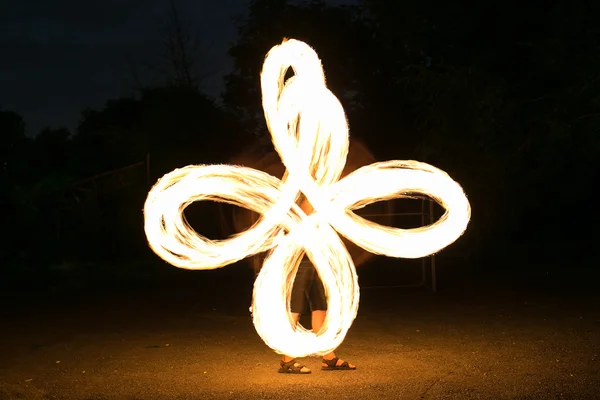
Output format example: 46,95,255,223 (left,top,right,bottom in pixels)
143,38,471,358
229,135,393,274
